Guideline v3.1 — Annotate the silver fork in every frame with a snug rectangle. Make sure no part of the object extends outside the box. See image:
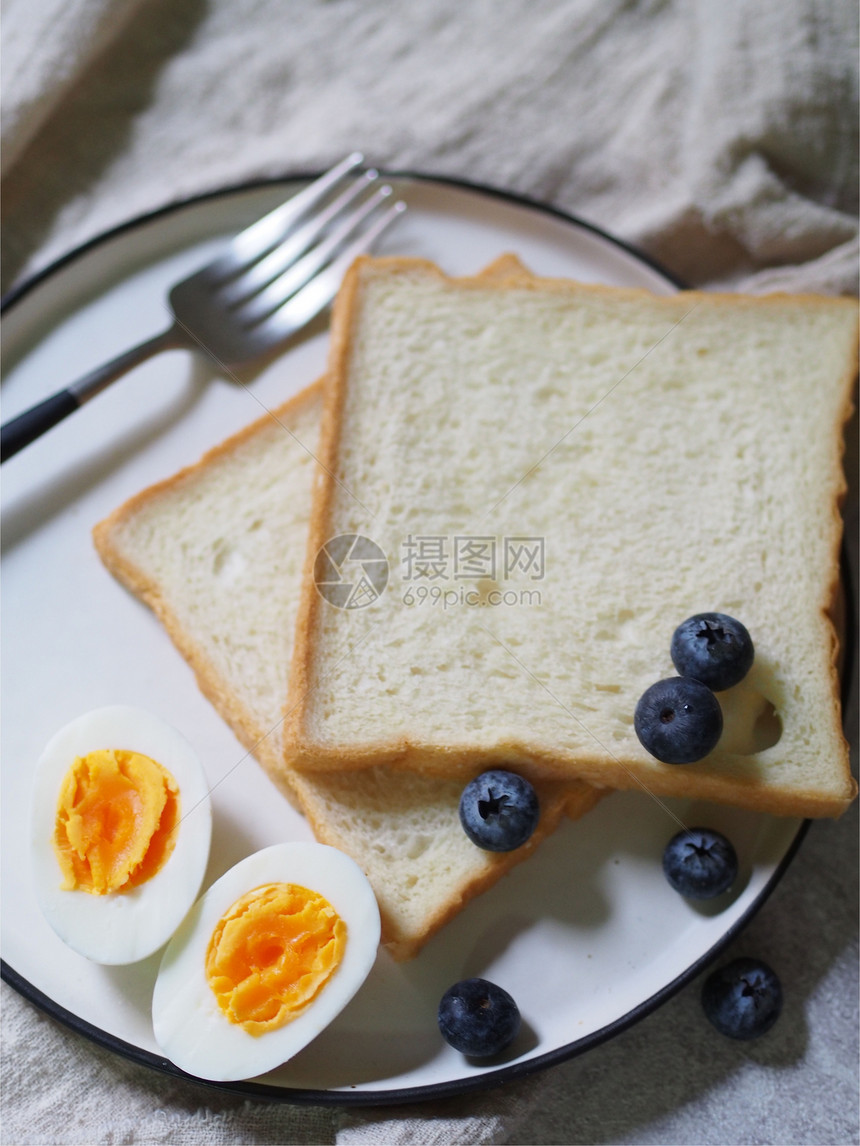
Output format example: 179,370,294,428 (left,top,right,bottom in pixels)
1,153,405,462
